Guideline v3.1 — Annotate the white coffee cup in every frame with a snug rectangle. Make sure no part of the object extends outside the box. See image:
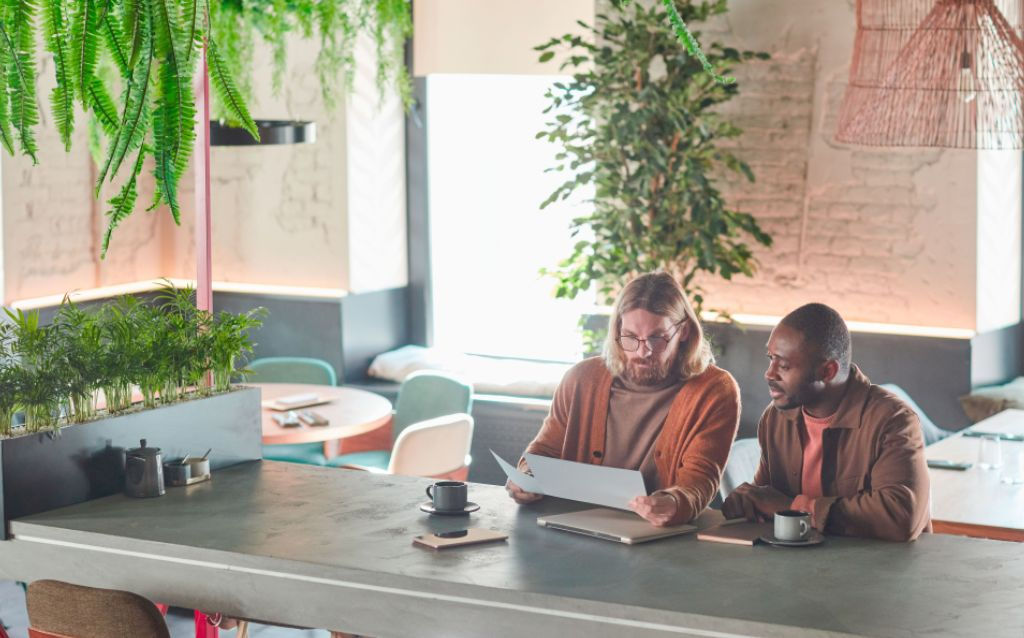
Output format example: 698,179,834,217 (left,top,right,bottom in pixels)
774,510,811,541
